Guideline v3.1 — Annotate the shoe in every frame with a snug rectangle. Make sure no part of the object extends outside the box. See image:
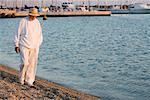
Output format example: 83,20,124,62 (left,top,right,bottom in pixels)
26,82,34,87
30,85,36,89
28,84,36,89
28,83,33,87
20,80,24,85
